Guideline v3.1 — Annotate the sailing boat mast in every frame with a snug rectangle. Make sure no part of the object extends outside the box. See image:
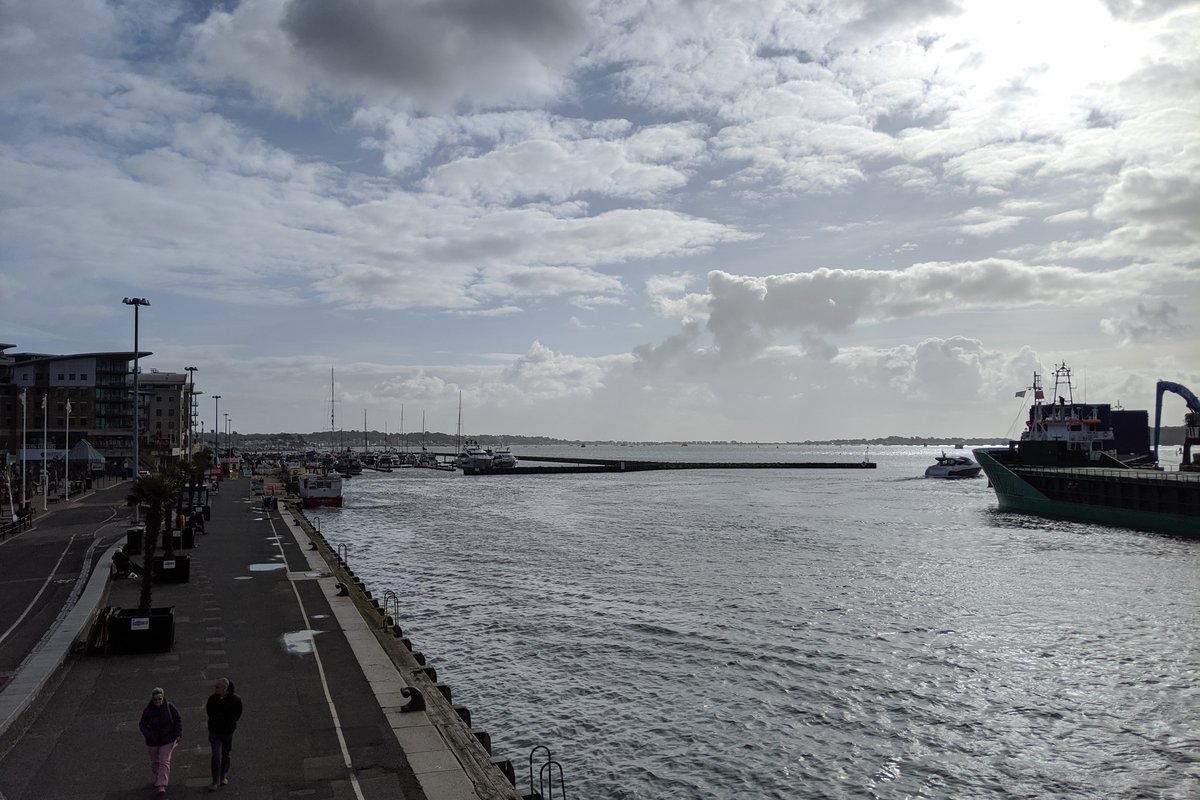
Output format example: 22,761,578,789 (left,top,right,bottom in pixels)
329,368,335,450
363,409,367,453
456,391,463,452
